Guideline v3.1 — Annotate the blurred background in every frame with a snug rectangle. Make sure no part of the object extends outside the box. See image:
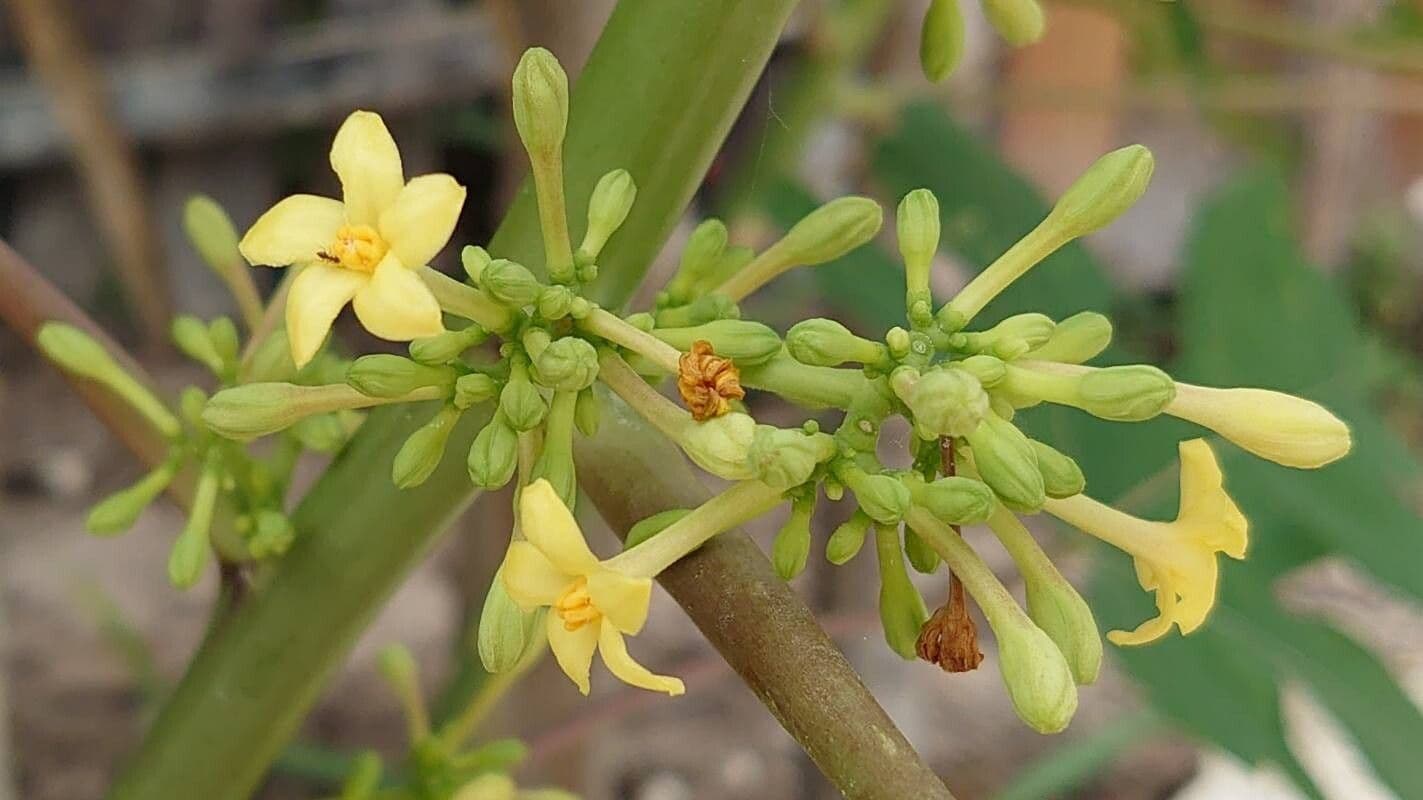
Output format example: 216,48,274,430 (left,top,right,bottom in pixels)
2,0,1423,798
